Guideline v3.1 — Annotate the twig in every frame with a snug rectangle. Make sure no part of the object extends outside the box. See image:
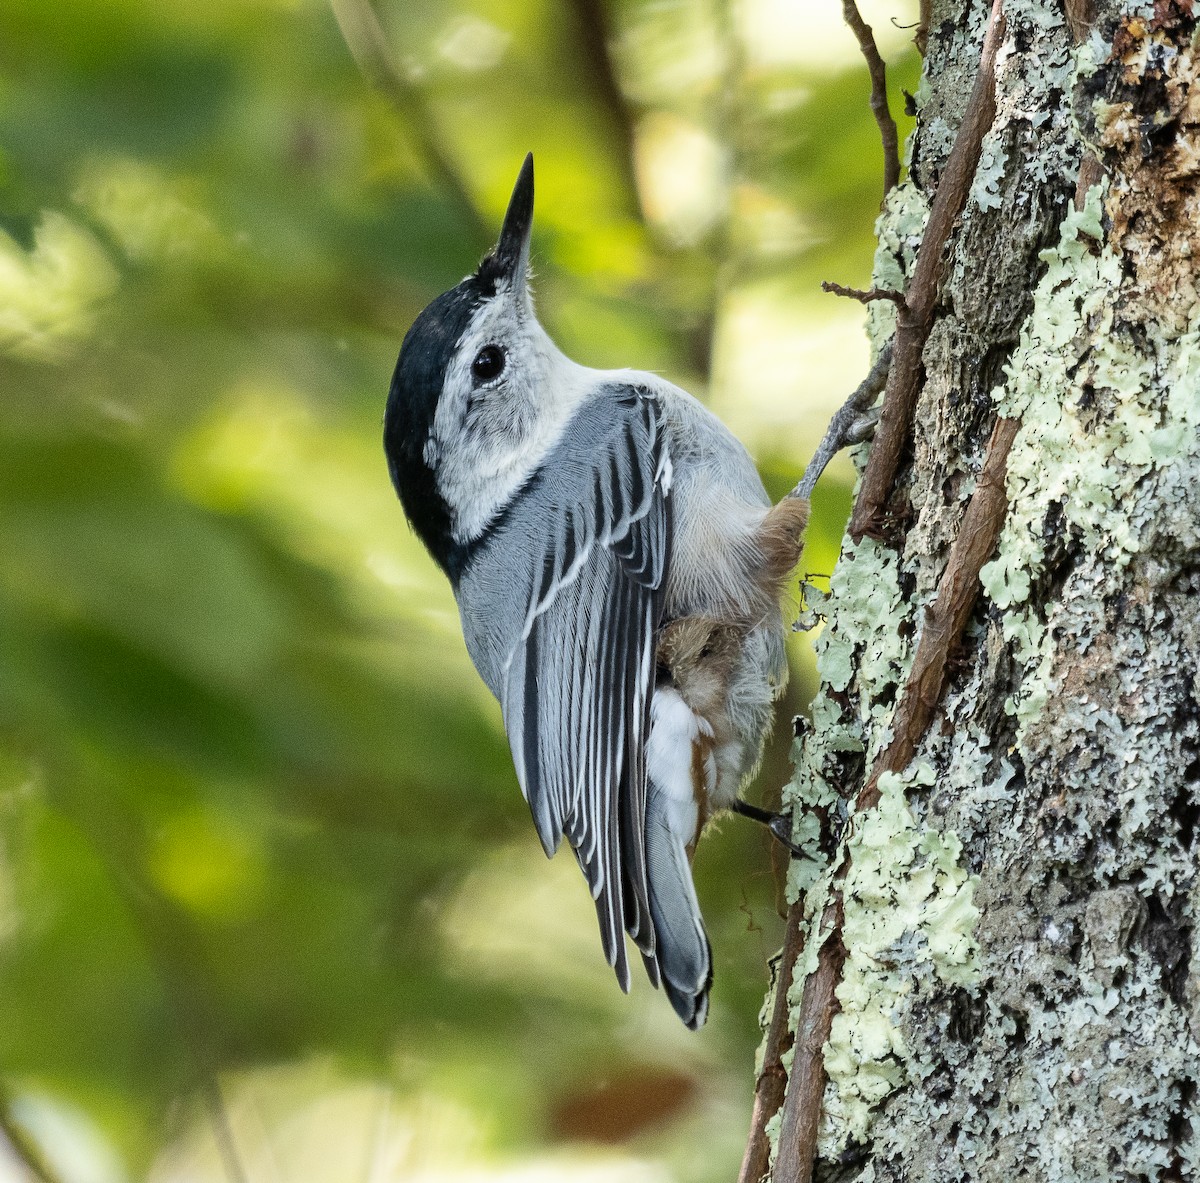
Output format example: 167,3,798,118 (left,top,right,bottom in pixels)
916,0,933,54
1063,0,1094,42
773,414,1021,1183
821,281,905,305
0,1086,67,1183
793,343,893,503
738,915,808,1183
770,894,847,1183
564,0,641,215
870,415,1020,774
848,0,1007,543
1075,155,1106,208
329,0,490,245
60,806,251,1183
841,0,901,198
1063,0,1106,208
202,1077,250,1183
